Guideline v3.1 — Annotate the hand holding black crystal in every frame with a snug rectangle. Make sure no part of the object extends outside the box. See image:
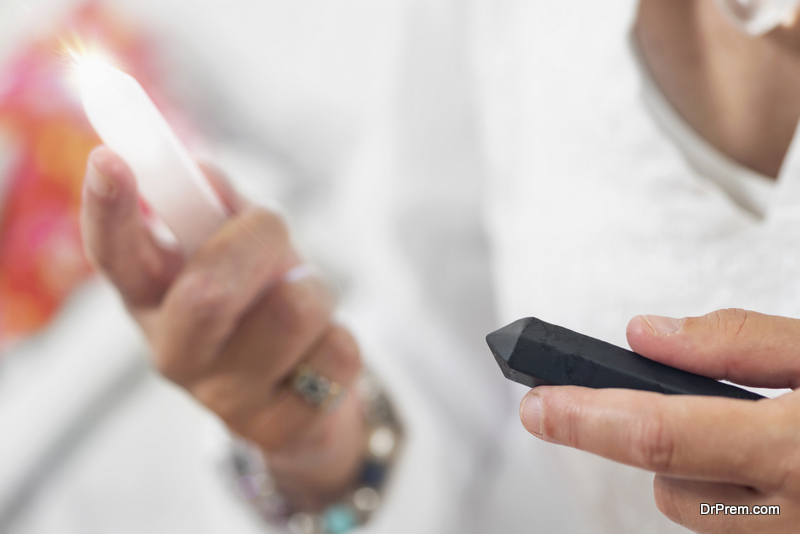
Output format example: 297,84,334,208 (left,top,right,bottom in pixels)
507,311,800,534
487,317,764,400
